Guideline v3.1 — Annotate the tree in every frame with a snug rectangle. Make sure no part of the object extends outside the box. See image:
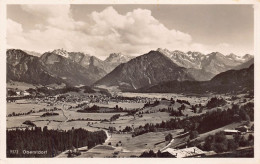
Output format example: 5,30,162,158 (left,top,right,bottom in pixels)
189,130,199,140
239,136,249,147
206,97,226,109
180,104,186,110
215,132,227,143
165,133,173,142
214,143,227,153
157,150,162,157
238,108,249,121
43,126,48,133
140,150,156,157
191,105,197,113
204,135,215,151
227,139,238,151
248,134,254,141
67,150,72,157
248,134,254,146
251,124,254,131
7,90,17,96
